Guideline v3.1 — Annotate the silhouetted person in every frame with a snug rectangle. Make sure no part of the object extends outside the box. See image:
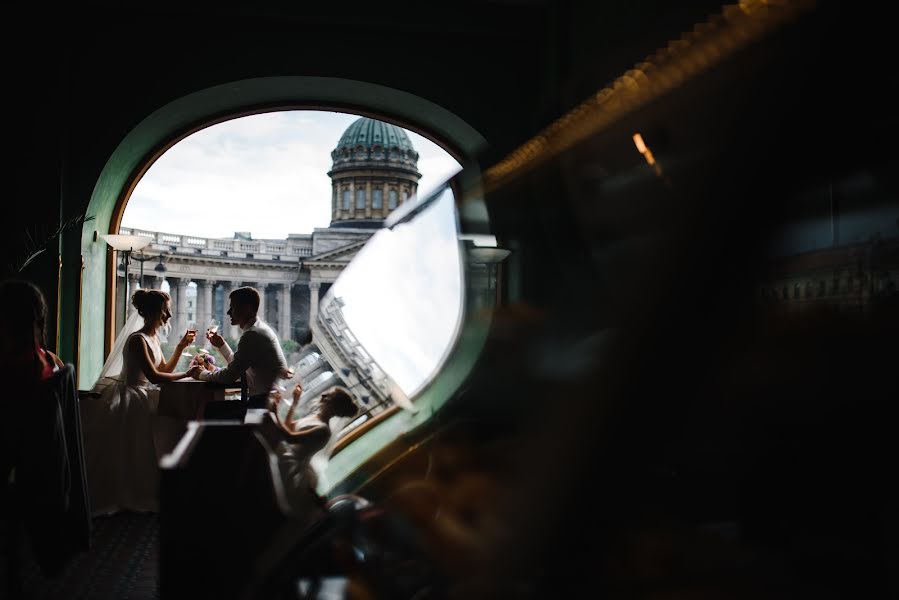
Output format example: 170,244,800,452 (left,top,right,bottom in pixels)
83,288,194,514
0,279,89,578
271,384,358,507
190,286,289,408
0,279,63,378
